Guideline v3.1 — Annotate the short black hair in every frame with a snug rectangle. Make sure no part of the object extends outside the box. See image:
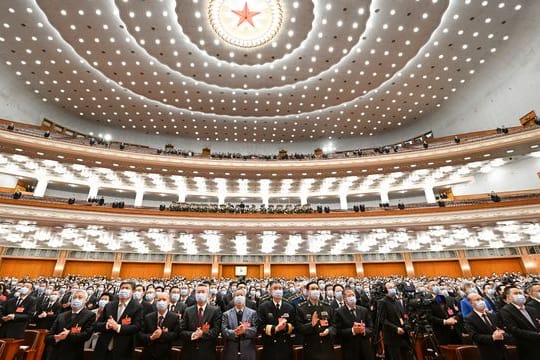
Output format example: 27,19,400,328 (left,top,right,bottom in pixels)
333,284,344,292
120,281,136,290
306,281,318,290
